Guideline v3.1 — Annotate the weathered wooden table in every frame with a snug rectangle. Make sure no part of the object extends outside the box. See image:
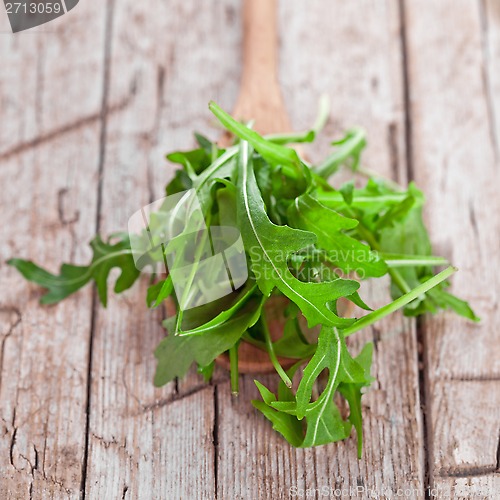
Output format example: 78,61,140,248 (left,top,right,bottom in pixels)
1,1,499,498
